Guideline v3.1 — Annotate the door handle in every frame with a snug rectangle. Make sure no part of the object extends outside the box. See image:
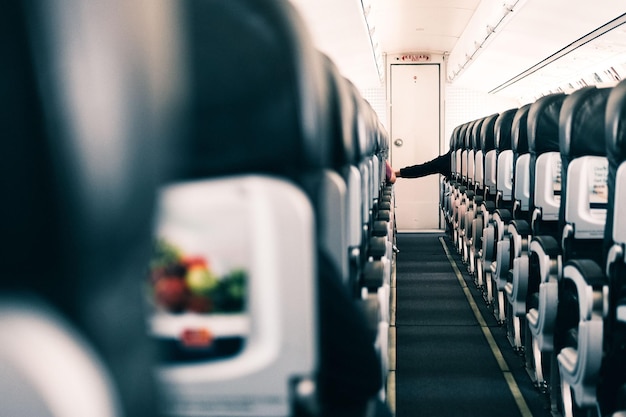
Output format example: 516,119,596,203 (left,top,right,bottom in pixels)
394,138,404,147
